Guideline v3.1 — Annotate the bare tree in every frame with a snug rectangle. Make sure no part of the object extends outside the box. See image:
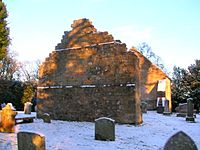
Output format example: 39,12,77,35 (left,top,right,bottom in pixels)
0,51,20,80
19,59,40,83
137,42,168,74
